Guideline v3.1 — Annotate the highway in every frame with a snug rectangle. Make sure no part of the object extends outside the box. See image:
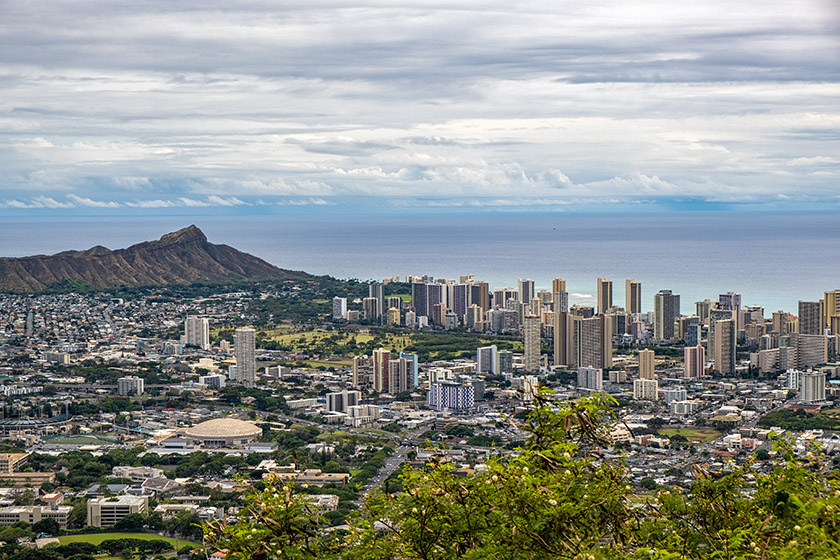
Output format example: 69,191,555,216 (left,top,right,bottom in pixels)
357,422,432,502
